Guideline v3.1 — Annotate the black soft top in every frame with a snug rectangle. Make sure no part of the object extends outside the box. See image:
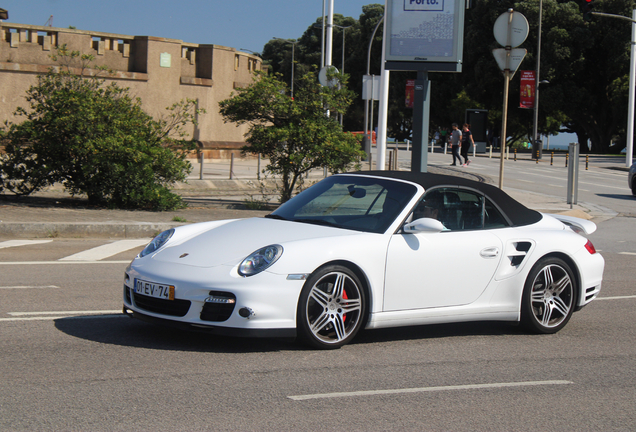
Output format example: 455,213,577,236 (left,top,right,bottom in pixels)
344,171,543,227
